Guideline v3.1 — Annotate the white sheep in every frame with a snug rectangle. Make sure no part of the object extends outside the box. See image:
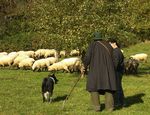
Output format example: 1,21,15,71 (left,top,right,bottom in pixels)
16,50,34,57
130,53,148,62
0,55,14,67
8,52,18,59
46,57,58,65
32,58,50,71
24,51,35,58
68,59,85,78
19,58,35,69
17,51,25,55
0,52,8,56
48,61,68,72
13,55,29,67
70,49,80,56
59,50,66,58
8,52,17,56
44,49,58,58
34,49,48,59
48,57,81,72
